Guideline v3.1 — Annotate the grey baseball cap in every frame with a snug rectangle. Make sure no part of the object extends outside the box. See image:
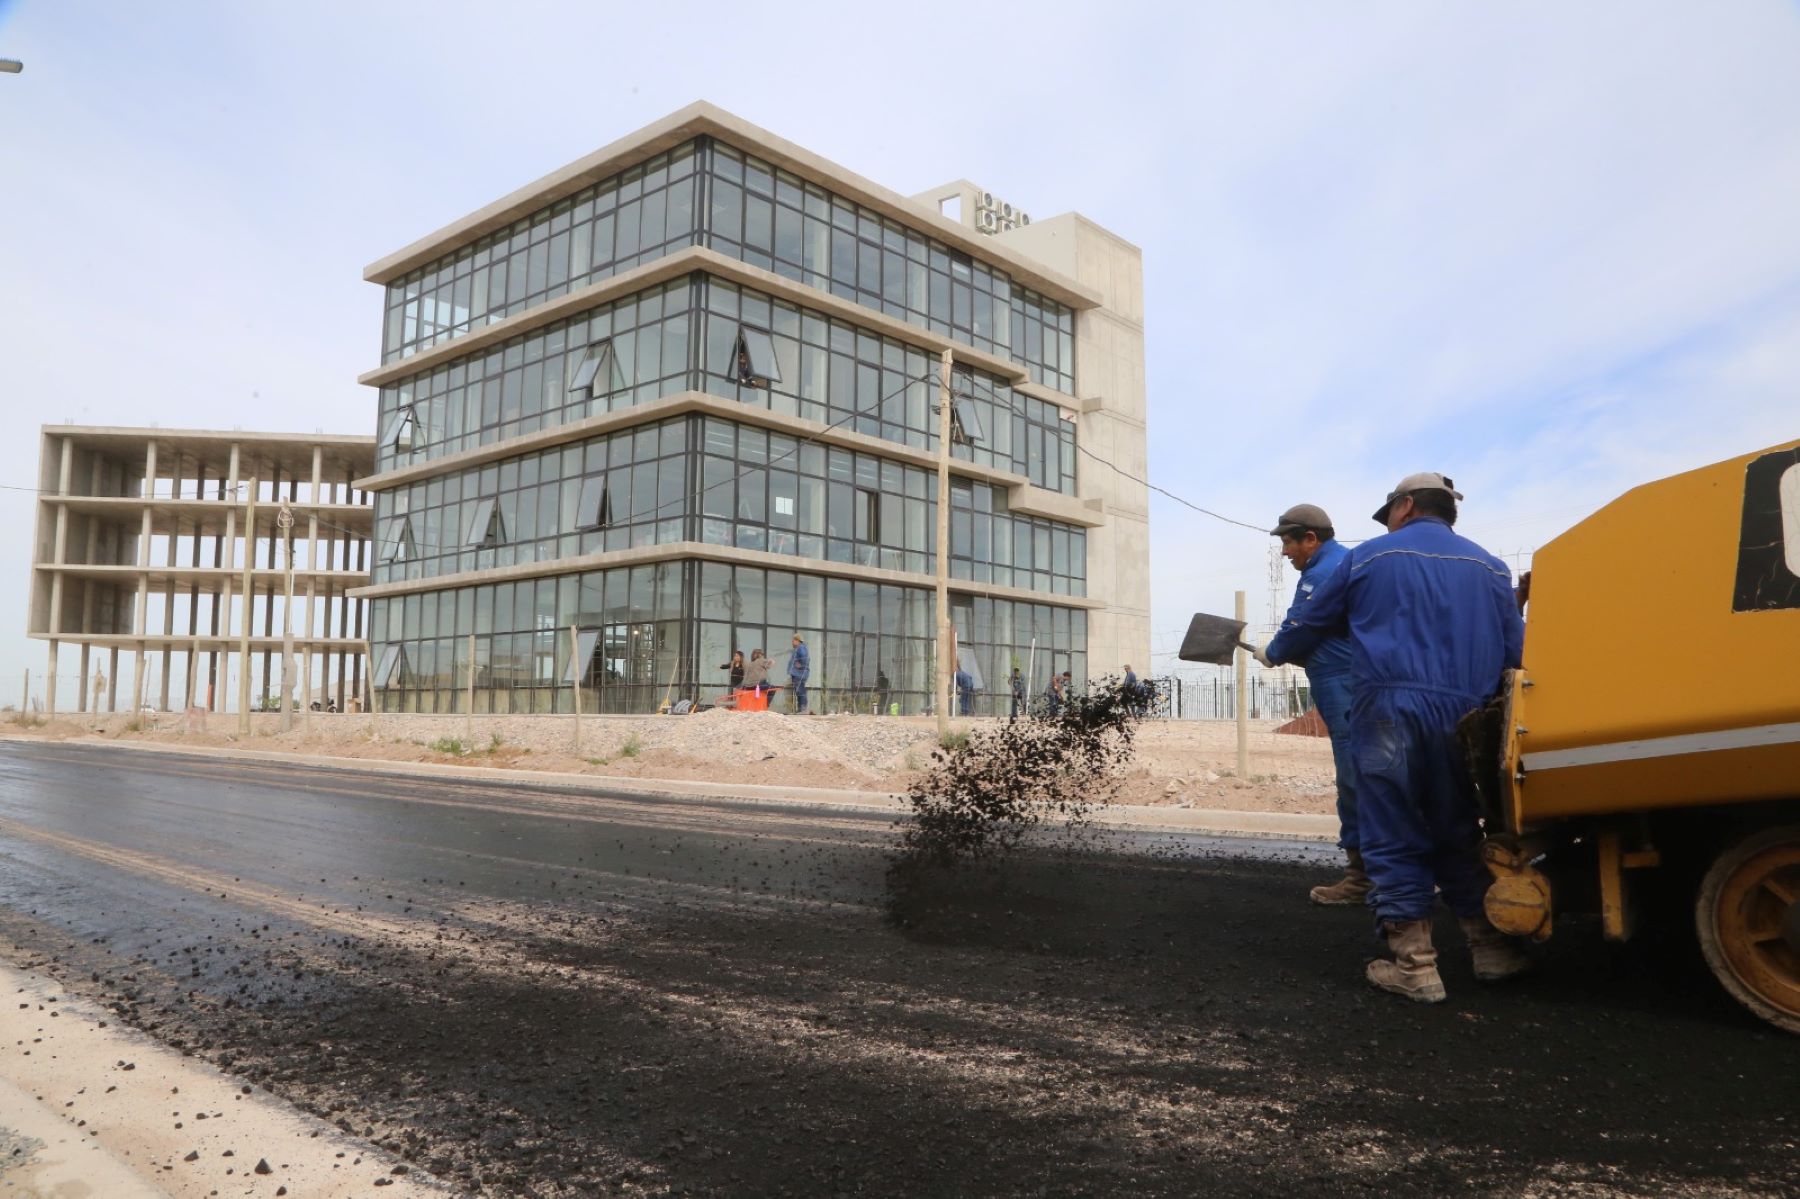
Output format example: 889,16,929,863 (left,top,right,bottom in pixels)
1270,504,1333,537
1372,472,1464,524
